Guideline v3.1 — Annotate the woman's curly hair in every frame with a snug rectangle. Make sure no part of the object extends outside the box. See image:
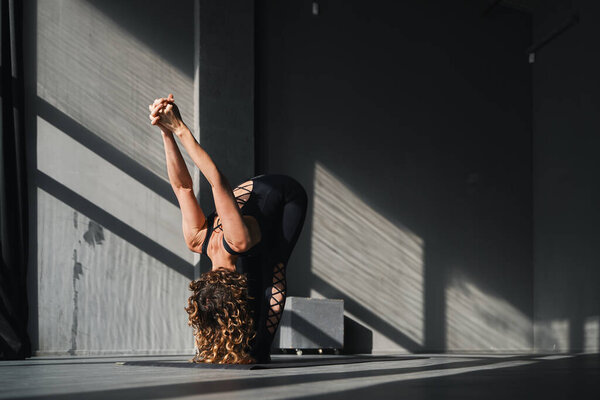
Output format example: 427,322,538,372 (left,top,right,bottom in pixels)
185,269,256,364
